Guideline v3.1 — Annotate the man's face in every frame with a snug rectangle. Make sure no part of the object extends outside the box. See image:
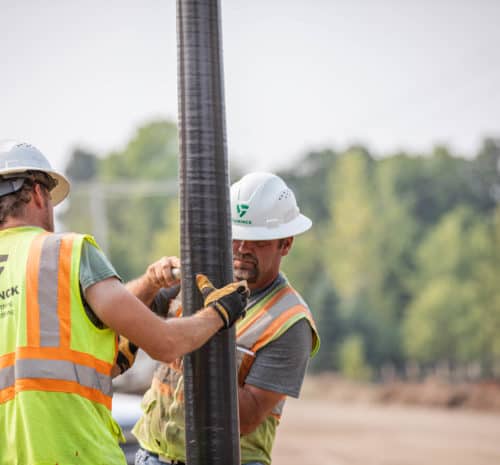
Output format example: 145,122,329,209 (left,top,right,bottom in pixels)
232,238,293,291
